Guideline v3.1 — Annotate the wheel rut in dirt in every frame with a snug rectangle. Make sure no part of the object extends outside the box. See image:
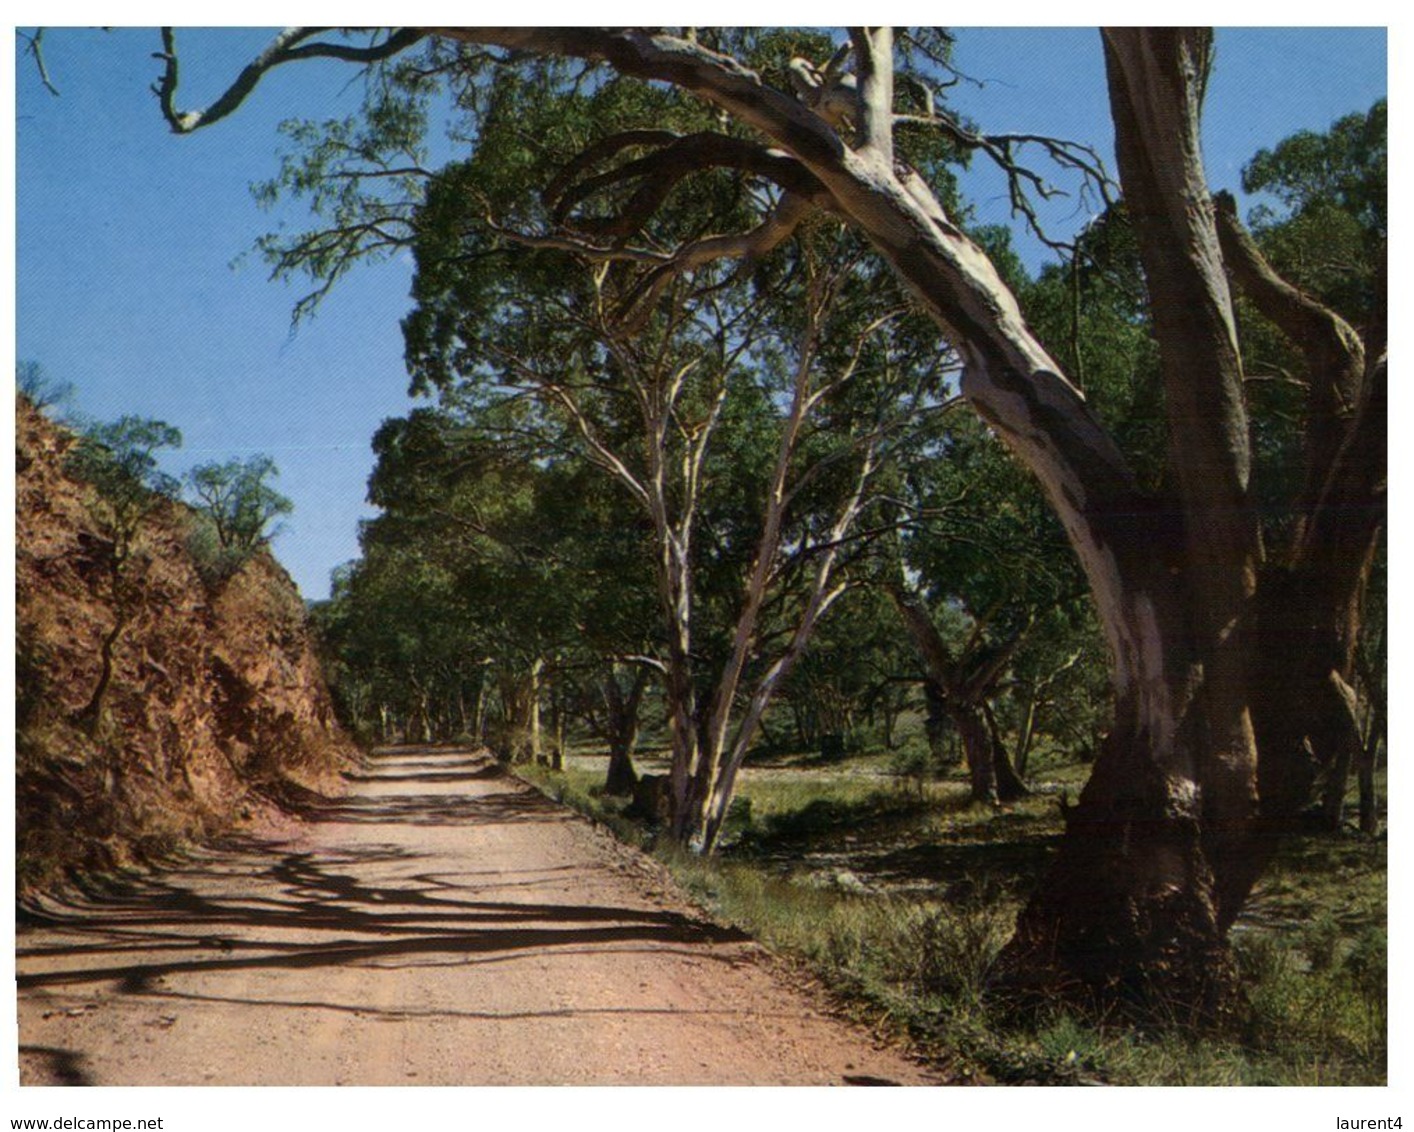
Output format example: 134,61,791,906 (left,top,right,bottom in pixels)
17,746,939,1085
